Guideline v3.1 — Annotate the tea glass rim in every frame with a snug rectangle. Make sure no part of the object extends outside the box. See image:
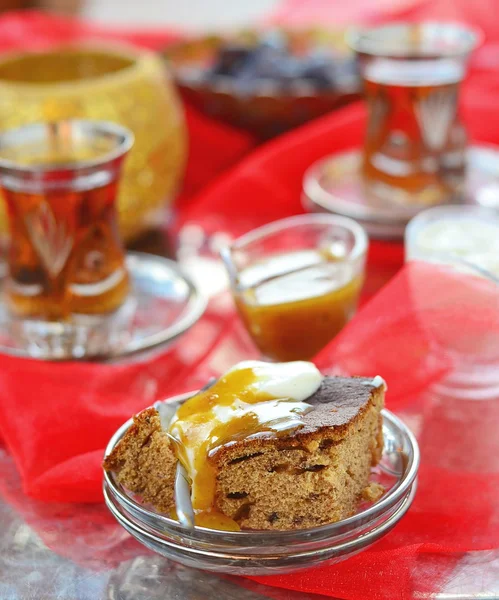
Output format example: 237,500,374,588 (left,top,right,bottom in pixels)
223,214,368,266
347,21,482,59
103,392,420,543
0,119,134,175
